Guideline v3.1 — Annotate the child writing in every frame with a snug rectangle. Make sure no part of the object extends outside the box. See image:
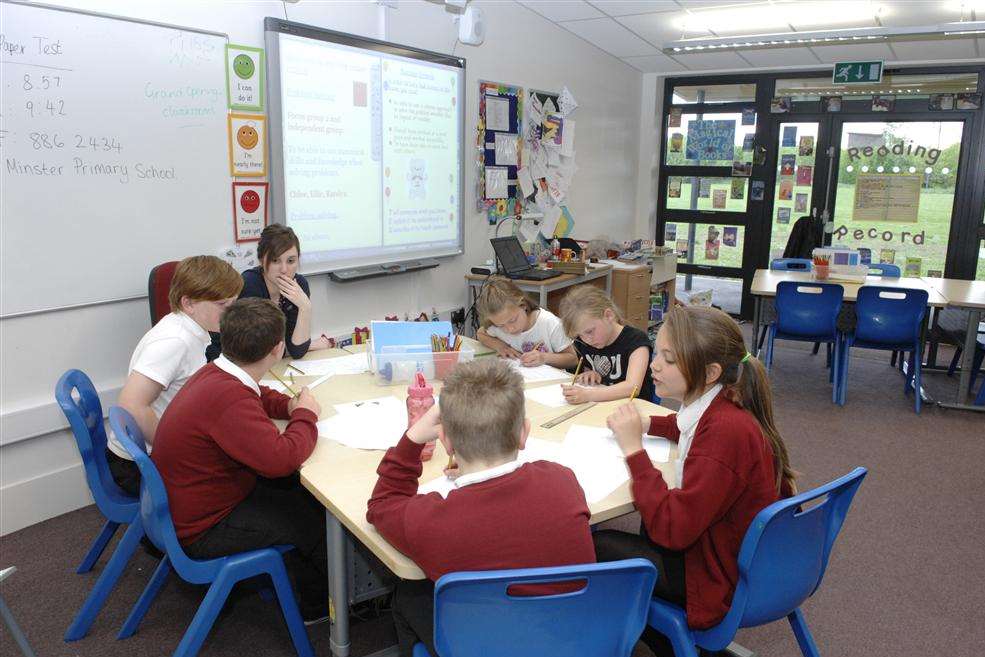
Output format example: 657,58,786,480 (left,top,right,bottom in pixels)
476,277,578,369
595,306,795,656
367,359,595,657
558,285,653,404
